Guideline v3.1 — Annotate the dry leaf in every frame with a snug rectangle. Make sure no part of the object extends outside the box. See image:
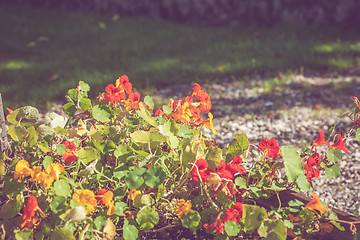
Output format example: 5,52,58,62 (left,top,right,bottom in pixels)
103,218,116,240
99,22,106,29
26,41,36,47
37,36,49,42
